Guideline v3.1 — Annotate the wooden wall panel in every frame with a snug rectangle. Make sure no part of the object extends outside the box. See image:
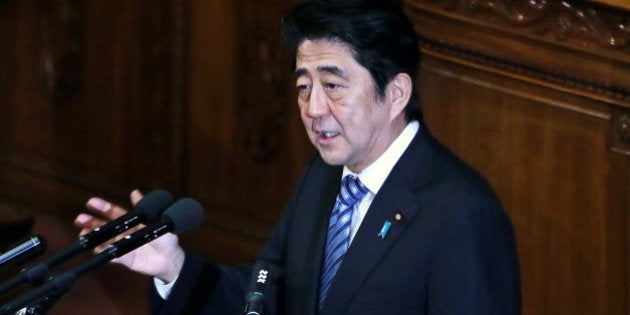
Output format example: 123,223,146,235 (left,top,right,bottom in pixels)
1,1,308,311
407,0,630,313
0,0,314,311
182,0,310,264
0,0,187,222
0,1,186,313
422,57,626,314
